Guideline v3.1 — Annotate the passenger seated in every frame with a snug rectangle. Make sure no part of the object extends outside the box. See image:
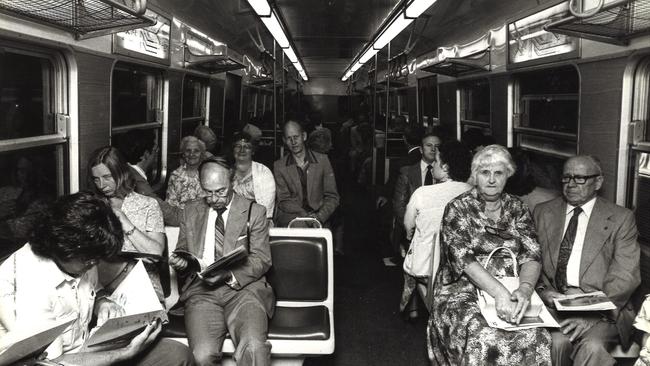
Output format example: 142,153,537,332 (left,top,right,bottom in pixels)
403,140,472,306
274,120,339,227
230,131,276,223
534,155,640,366
0,192,194,366
194,125,218,158
88,146,166,301
633,296,650,366
169,159,274,366
504,148,560,212
167,136,208,210
429,145,552,365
